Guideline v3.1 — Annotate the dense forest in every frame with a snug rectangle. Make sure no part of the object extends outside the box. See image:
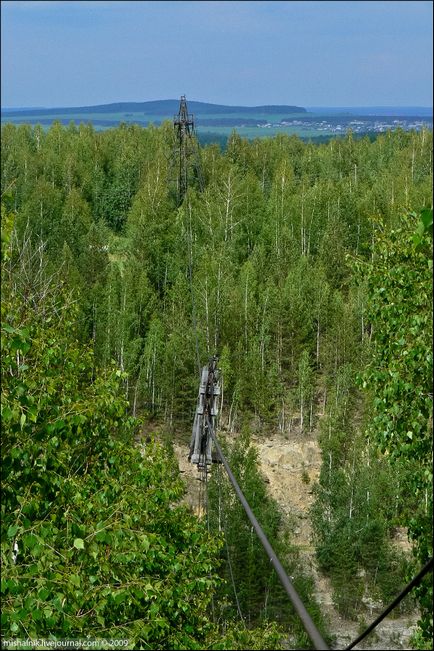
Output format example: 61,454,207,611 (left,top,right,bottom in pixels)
1,119,432,649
